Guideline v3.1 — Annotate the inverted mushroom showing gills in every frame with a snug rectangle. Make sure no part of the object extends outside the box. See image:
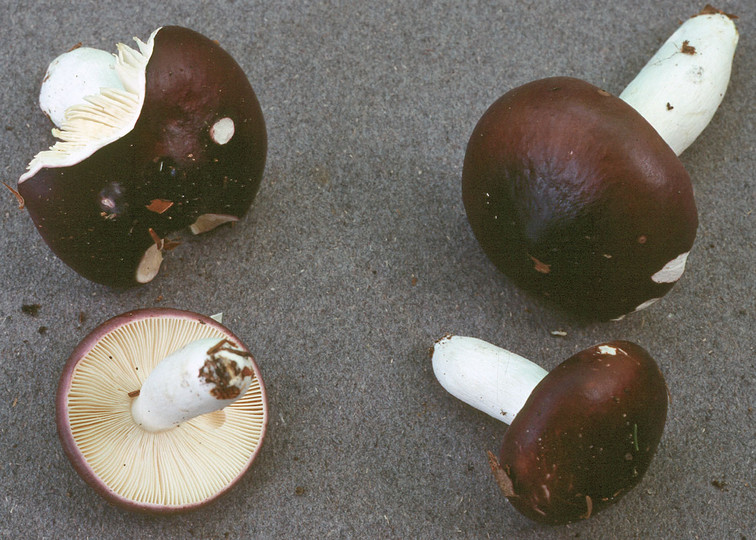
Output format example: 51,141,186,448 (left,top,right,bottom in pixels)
18,26,267,287
431,335,668,525
462,7,738,320
56,308,268,513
